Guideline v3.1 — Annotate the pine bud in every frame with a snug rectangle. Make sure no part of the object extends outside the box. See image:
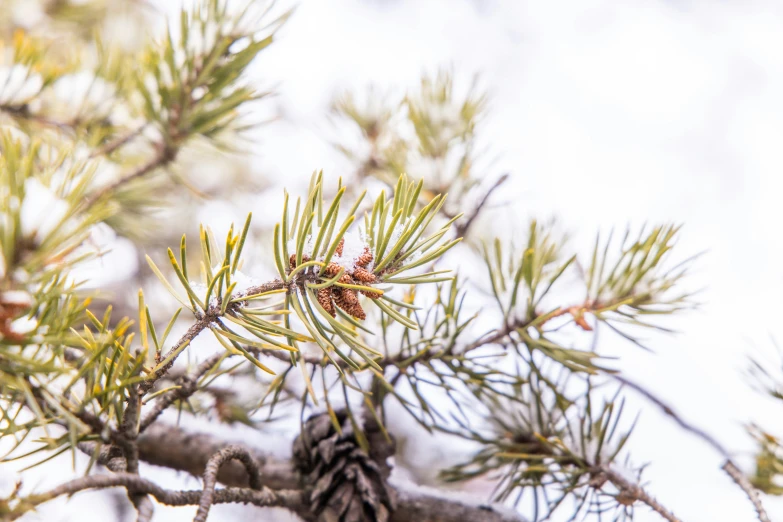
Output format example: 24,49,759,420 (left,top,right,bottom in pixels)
323,262,343,277
360,289,381,300
356,246,373,267
334,288,366,320
317,287,336,317
352,266,376,284
289,253,311,269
